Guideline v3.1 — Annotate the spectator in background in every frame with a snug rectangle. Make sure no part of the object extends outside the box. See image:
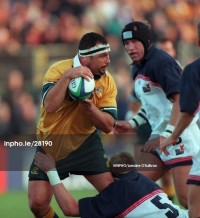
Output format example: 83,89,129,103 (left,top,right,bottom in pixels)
156,36,182,67
2,70,37,135
3,70,26,134
0,100,13,139
156,37,176,59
